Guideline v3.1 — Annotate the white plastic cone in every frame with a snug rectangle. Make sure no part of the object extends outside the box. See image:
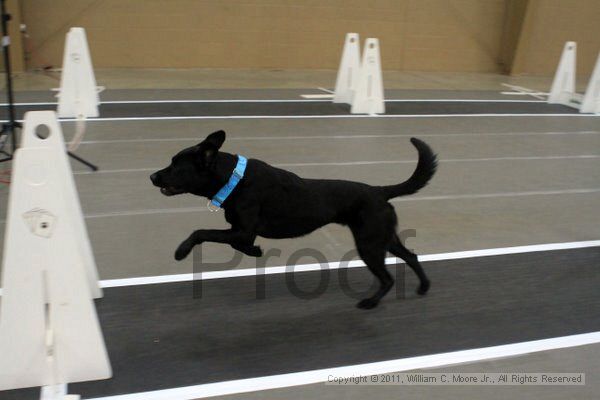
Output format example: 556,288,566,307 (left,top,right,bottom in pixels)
57,28,101,118
0,111,111,391
548,41,576,104
580,53,600,114
351,38,385,114
333,33,361,104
